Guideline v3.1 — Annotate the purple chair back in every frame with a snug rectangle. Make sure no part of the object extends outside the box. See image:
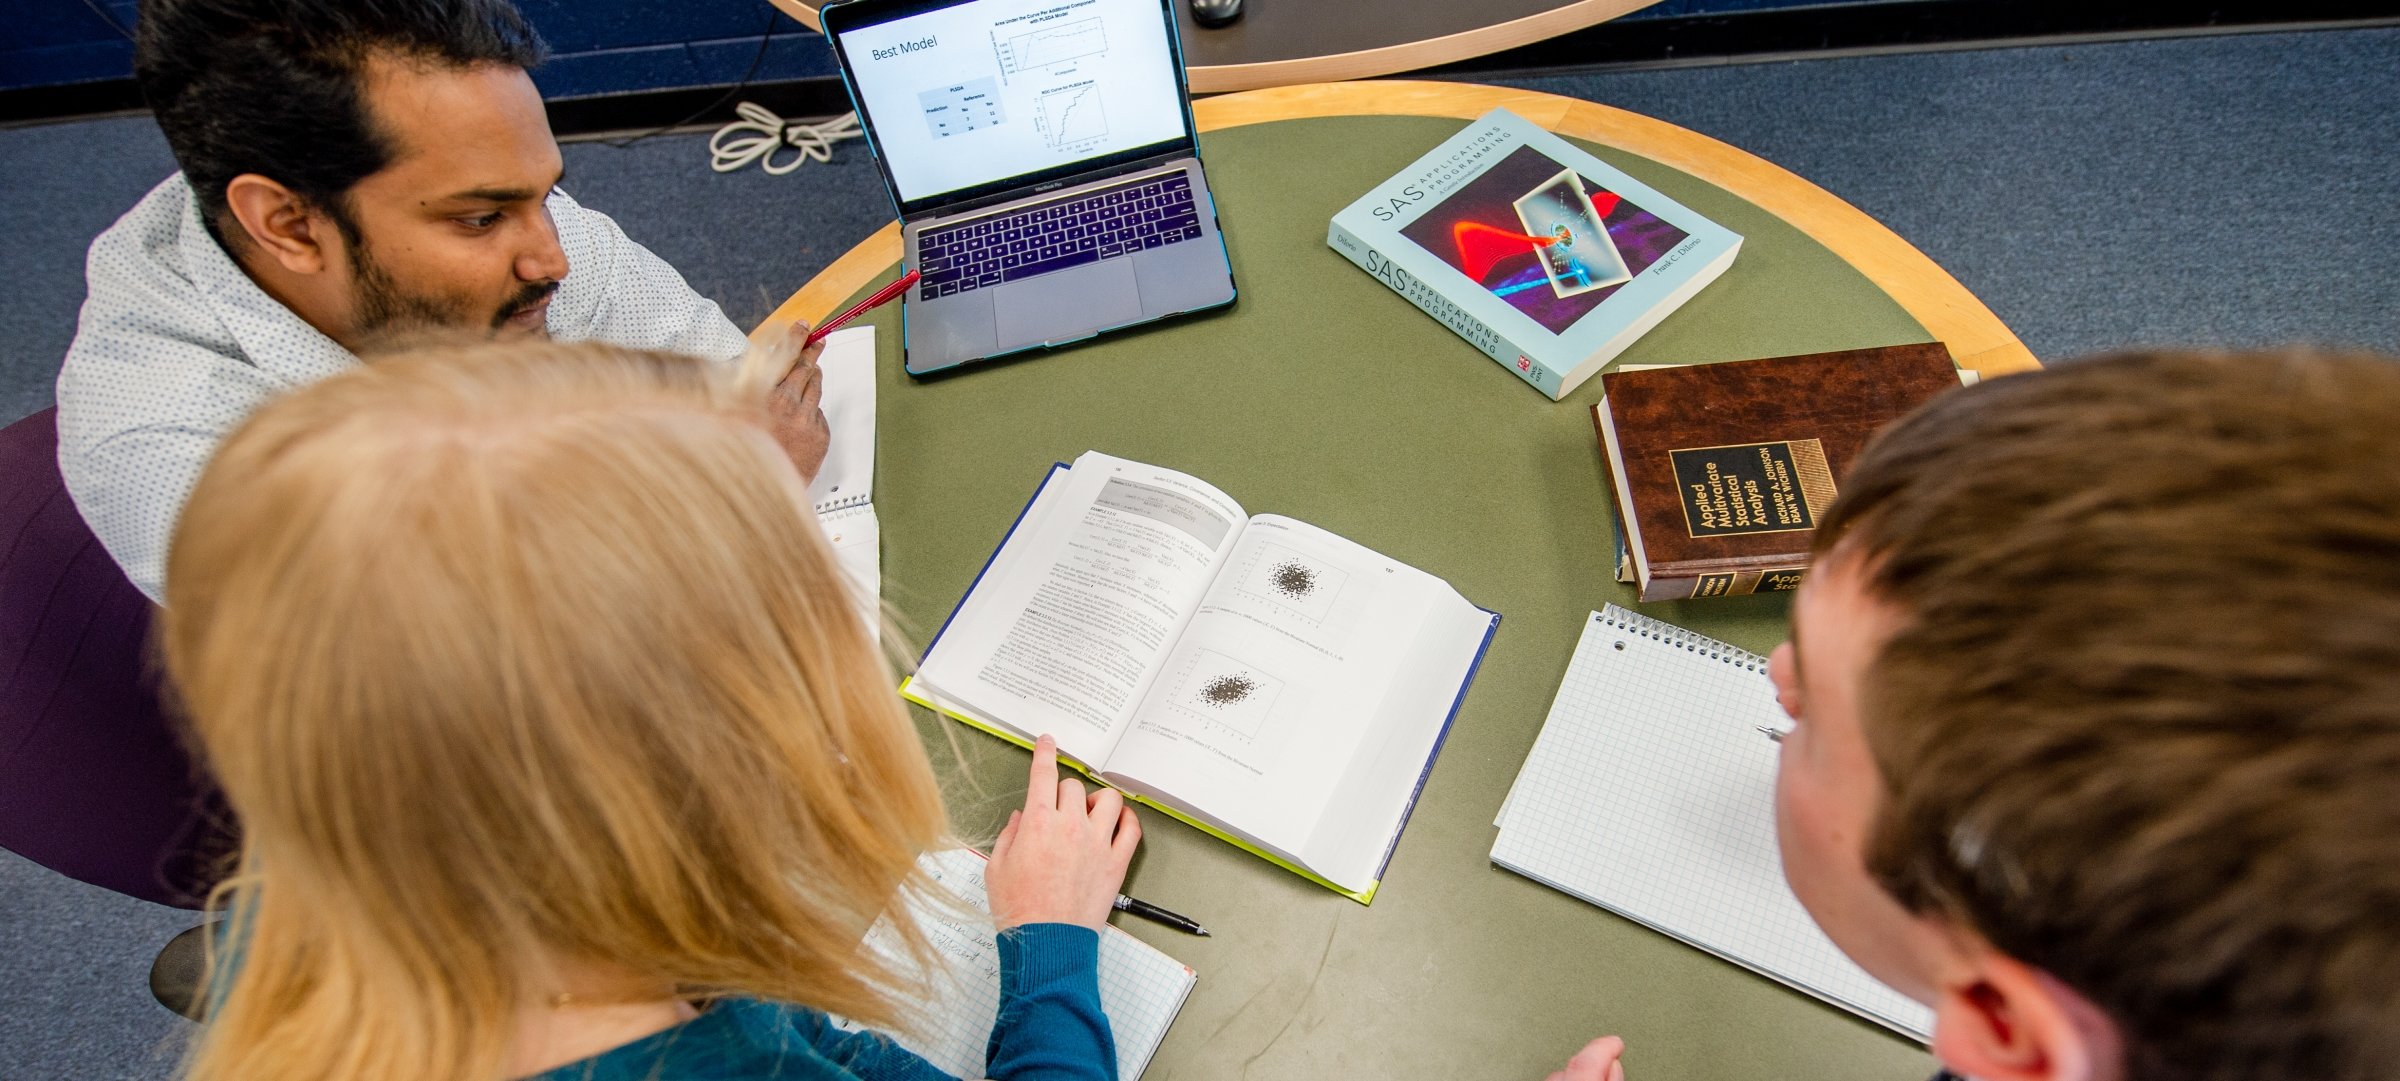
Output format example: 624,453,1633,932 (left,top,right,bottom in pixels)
0,407,233,908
